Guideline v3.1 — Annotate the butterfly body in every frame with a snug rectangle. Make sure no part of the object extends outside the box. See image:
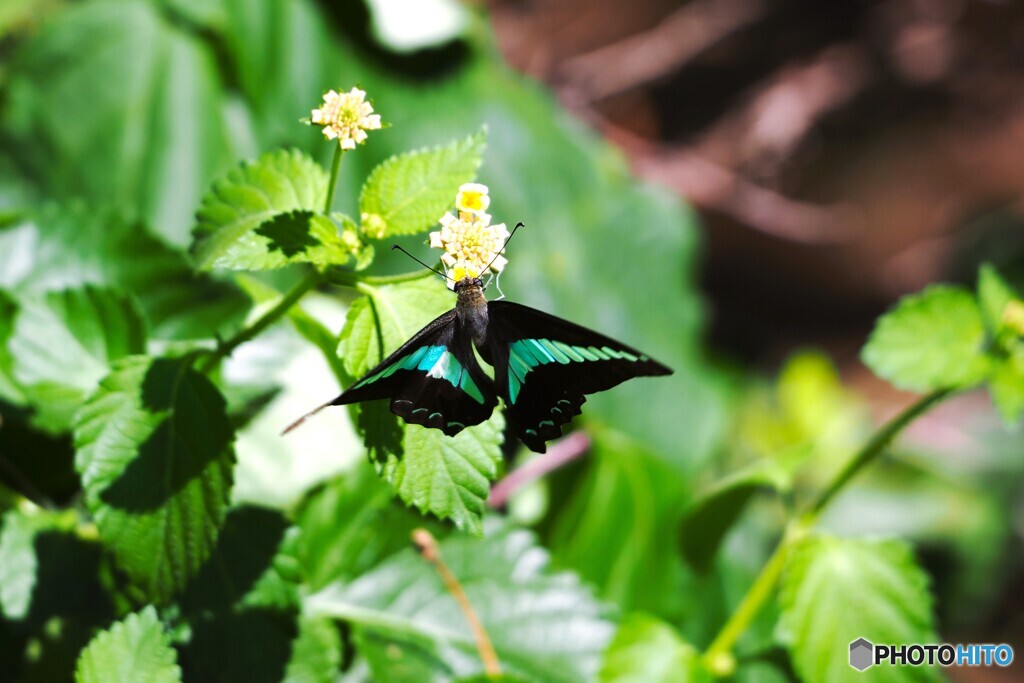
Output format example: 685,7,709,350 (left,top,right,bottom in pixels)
329,277,671,452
